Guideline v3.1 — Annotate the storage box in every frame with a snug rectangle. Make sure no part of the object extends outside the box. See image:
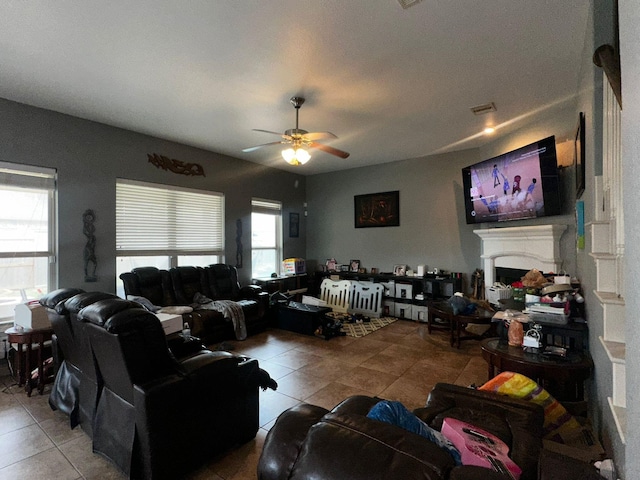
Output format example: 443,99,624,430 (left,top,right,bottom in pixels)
412,305,429,322
14,302,50,330
542,421,605,463
282,258,306,275
156,313,183,335
379,281,395,297
382,300,395,317
394,302,412,320
277,302,331,336
395,283,413,300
